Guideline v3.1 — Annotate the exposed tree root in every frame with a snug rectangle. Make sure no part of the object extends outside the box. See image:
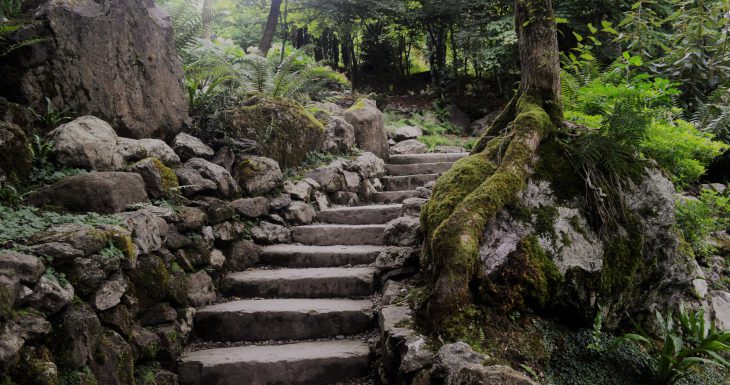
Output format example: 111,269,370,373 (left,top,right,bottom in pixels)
421,95,555,337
